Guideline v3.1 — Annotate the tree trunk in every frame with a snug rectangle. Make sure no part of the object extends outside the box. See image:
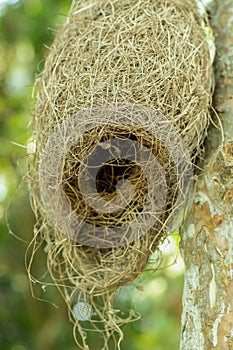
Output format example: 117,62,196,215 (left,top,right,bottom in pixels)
180,1,233,349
